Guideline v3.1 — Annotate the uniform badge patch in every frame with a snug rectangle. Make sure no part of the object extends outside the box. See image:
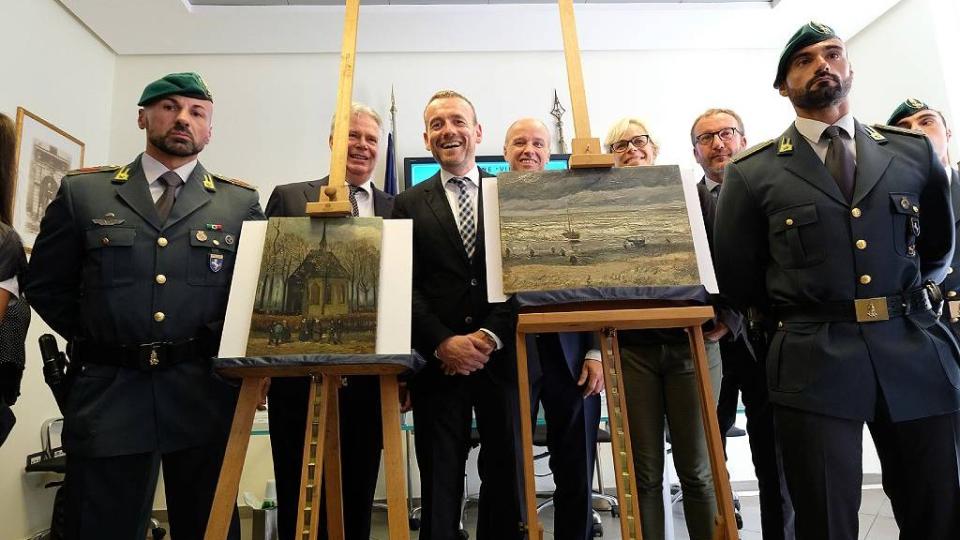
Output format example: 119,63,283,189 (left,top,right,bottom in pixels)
209,252,224,273
92,212,125,226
